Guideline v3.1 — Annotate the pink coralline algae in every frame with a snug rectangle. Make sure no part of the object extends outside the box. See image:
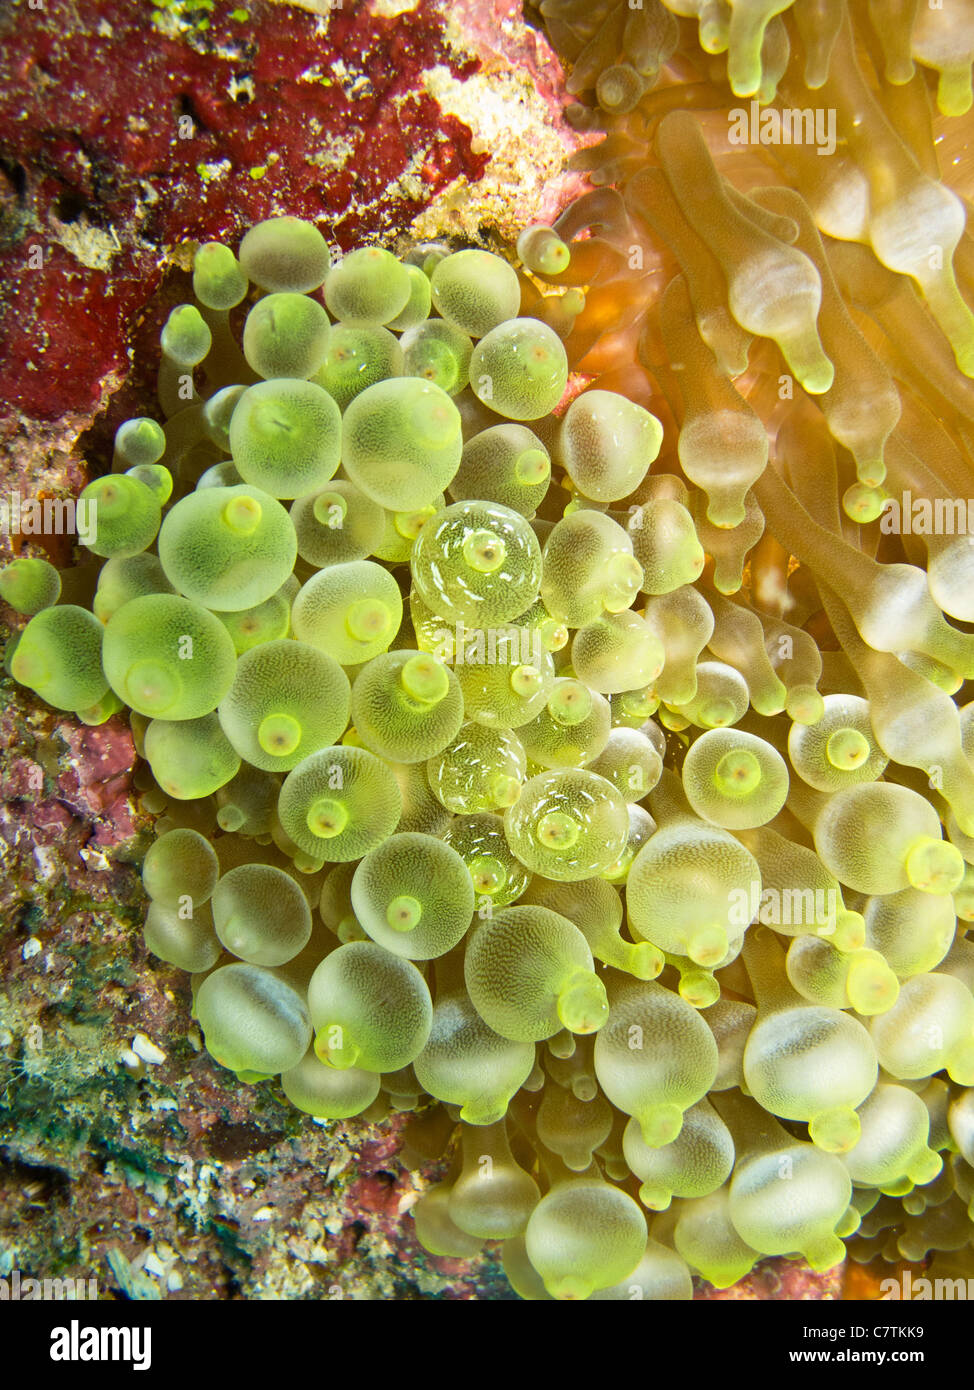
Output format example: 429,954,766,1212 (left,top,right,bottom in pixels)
56,718,140,843
0,698,140,855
